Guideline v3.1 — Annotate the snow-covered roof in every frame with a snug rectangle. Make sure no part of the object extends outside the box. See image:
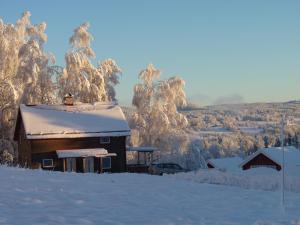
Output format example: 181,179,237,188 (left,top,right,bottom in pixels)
207,157,243,172
19,102,131,139
56,148,117,158
240,146,300,175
